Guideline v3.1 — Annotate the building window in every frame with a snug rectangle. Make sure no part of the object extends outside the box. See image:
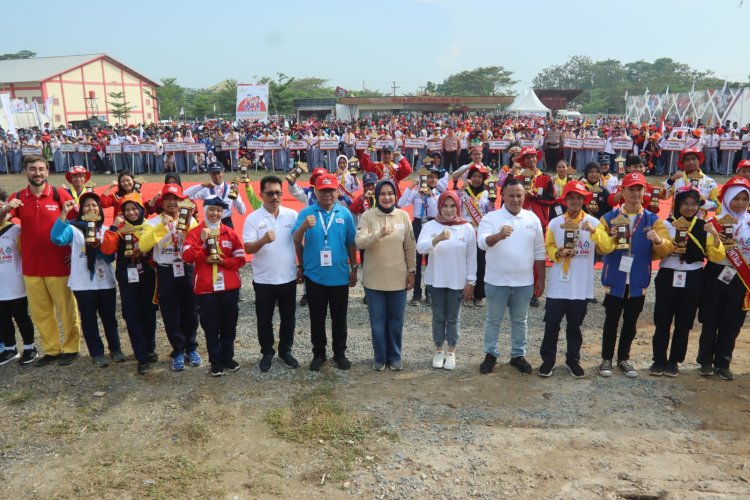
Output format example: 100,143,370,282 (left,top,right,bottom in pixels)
147,113,152,119
55,114,61,121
